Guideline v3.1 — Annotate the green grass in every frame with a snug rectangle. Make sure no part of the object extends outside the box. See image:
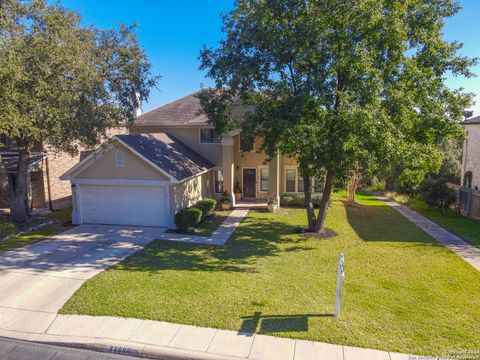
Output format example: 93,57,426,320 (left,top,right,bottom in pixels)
388,192,480,248
195,210,231,237
60,194,480,356
0,208,72,253
167,210,232,237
